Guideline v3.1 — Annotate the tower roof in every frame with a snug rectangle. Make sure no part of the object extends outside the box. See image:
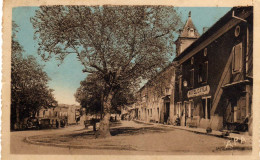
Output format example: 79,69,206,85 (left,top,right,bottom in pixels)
179,11,200,38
